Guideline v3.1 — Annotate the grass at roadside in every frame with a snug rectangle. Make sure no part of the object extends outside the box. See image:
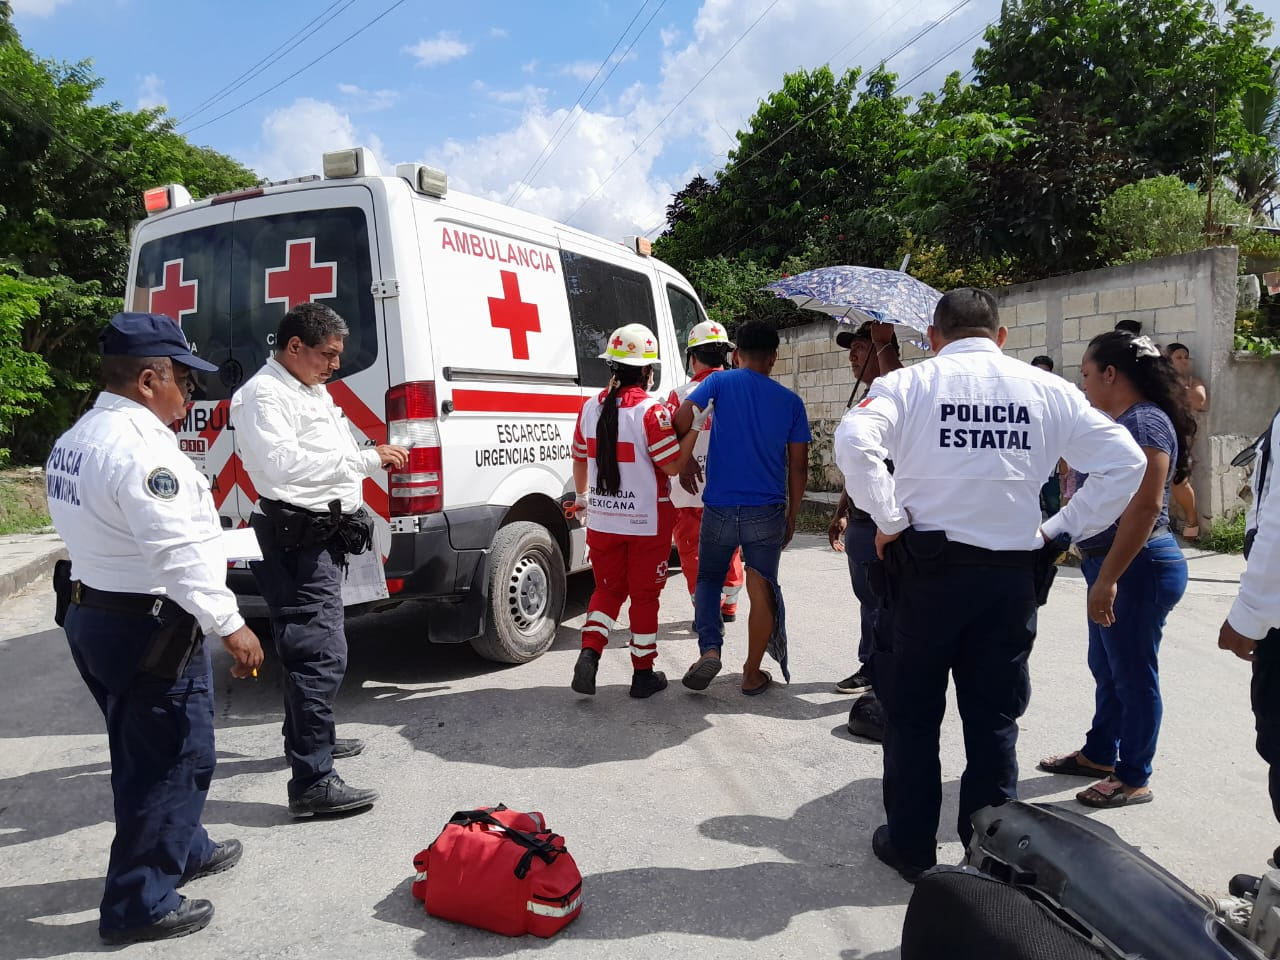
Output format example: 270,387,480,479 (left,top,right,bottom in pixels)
1203,511,1247,554
0,468,51,535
